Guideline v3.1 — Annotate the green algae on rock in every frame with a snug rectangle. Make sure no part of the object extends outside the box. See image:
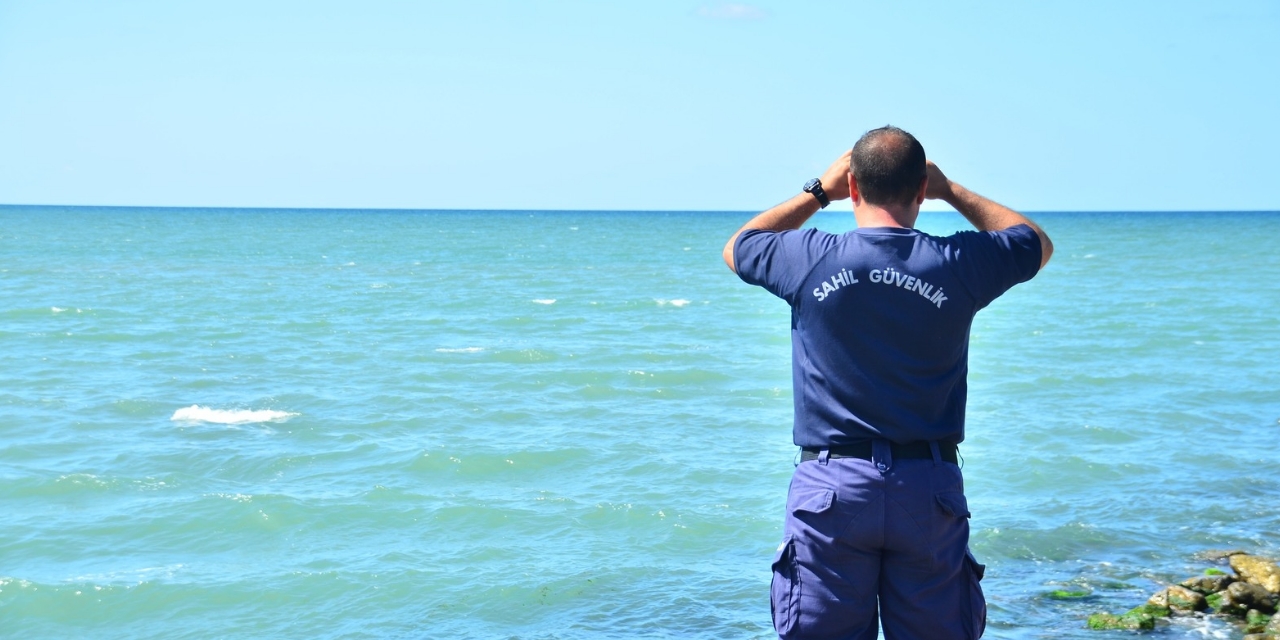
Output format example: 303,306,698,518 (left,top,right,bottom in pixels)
1087,611,1157,631
1046,589,1094,600
1089,553,1280,633
1148,585,1206,613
